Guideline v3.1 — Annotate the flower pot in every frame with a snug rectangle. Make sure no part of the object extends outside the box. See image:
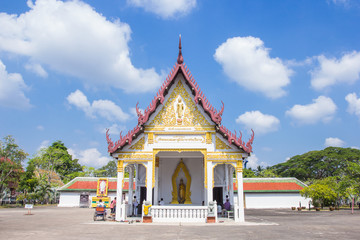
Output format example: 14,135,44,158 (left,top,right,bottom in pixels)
297,207,302,211
315,207,320,211
291,207,296,210
329,207,334,211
